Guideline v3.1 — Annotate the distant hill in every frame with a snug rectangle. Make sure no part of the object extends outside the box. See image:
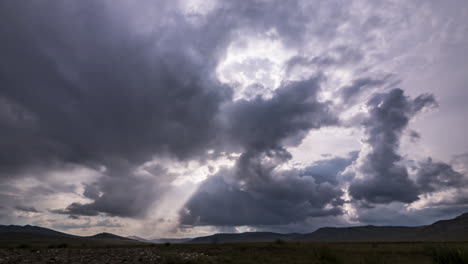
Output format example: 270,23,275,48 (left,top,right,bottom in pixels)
0,232,146,248
126,236,191,244
298,225,424,242
87,232,136,241
418,212,468,241
190,232,295,244
2,212,467,246
127,235,150,242
0,225,139,247
188,212,468,243
301,212,468,242
0,225,77,238
150,238,192,244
